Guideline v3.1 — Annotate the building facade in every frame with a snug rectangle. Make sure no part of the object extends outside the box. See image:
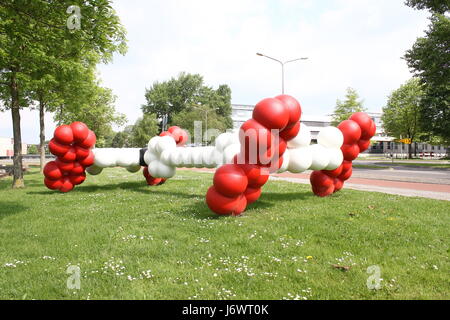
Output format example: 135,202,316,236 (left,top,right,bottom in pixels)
0,137,27,157
231,105,448,157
